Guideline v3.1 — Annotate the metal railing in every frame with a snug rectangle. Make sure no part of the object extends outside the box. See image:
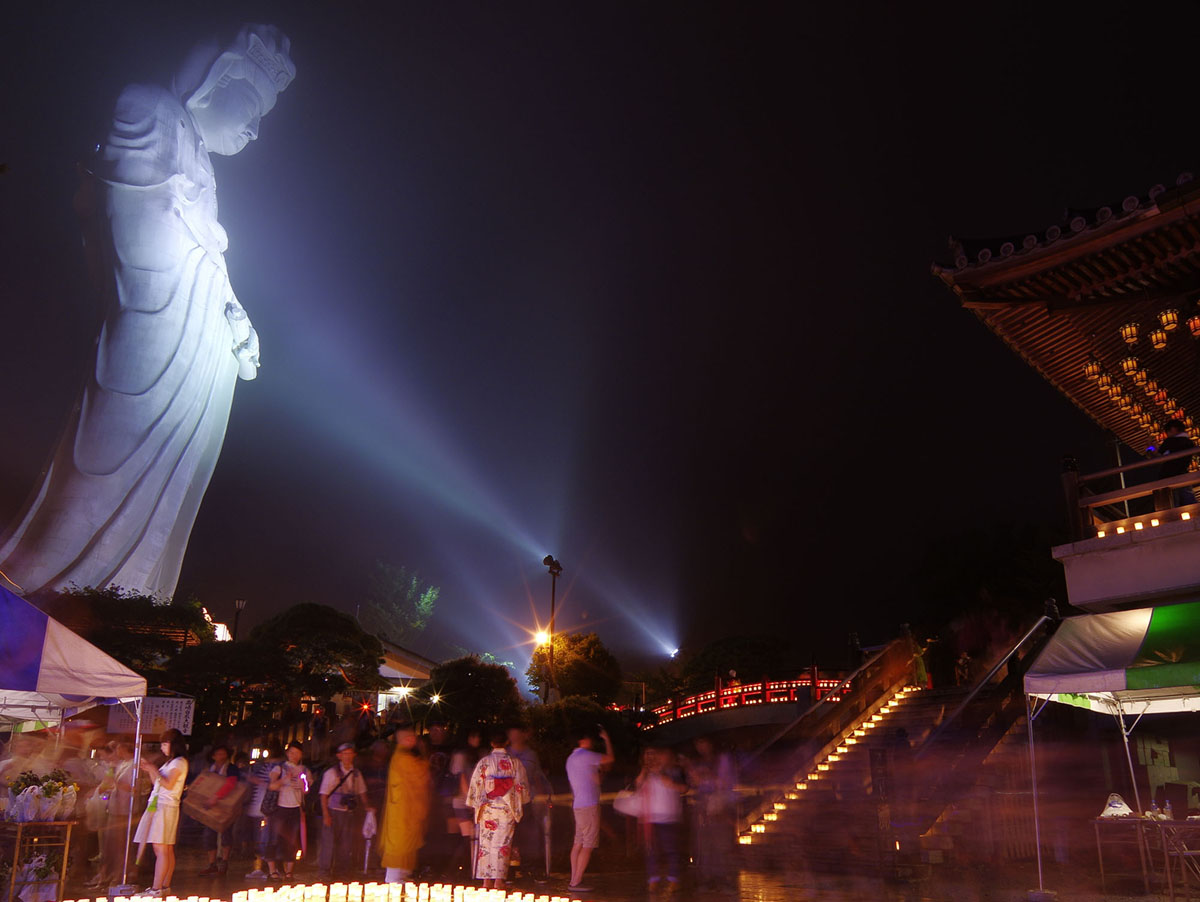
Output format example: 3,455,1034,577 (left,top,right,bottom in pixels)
916,605,1059,760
